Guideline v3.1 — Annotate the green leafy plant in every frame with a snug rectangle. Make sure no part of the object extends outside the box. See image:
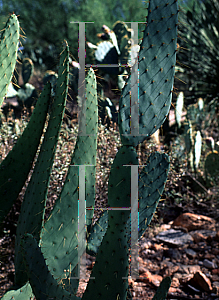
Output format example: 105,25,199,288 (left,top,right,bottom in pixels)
178,0,219,98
